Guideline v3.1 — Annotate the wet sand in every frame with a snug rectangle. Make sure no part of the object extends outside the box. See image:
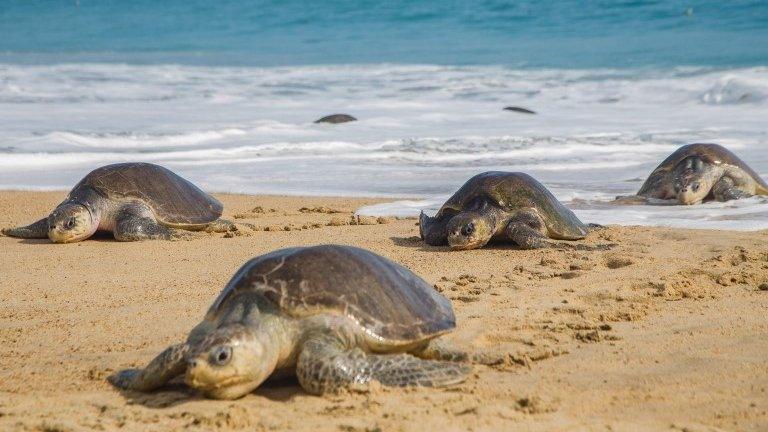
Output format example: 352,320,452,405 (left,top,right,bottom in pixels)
1,191,767,431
